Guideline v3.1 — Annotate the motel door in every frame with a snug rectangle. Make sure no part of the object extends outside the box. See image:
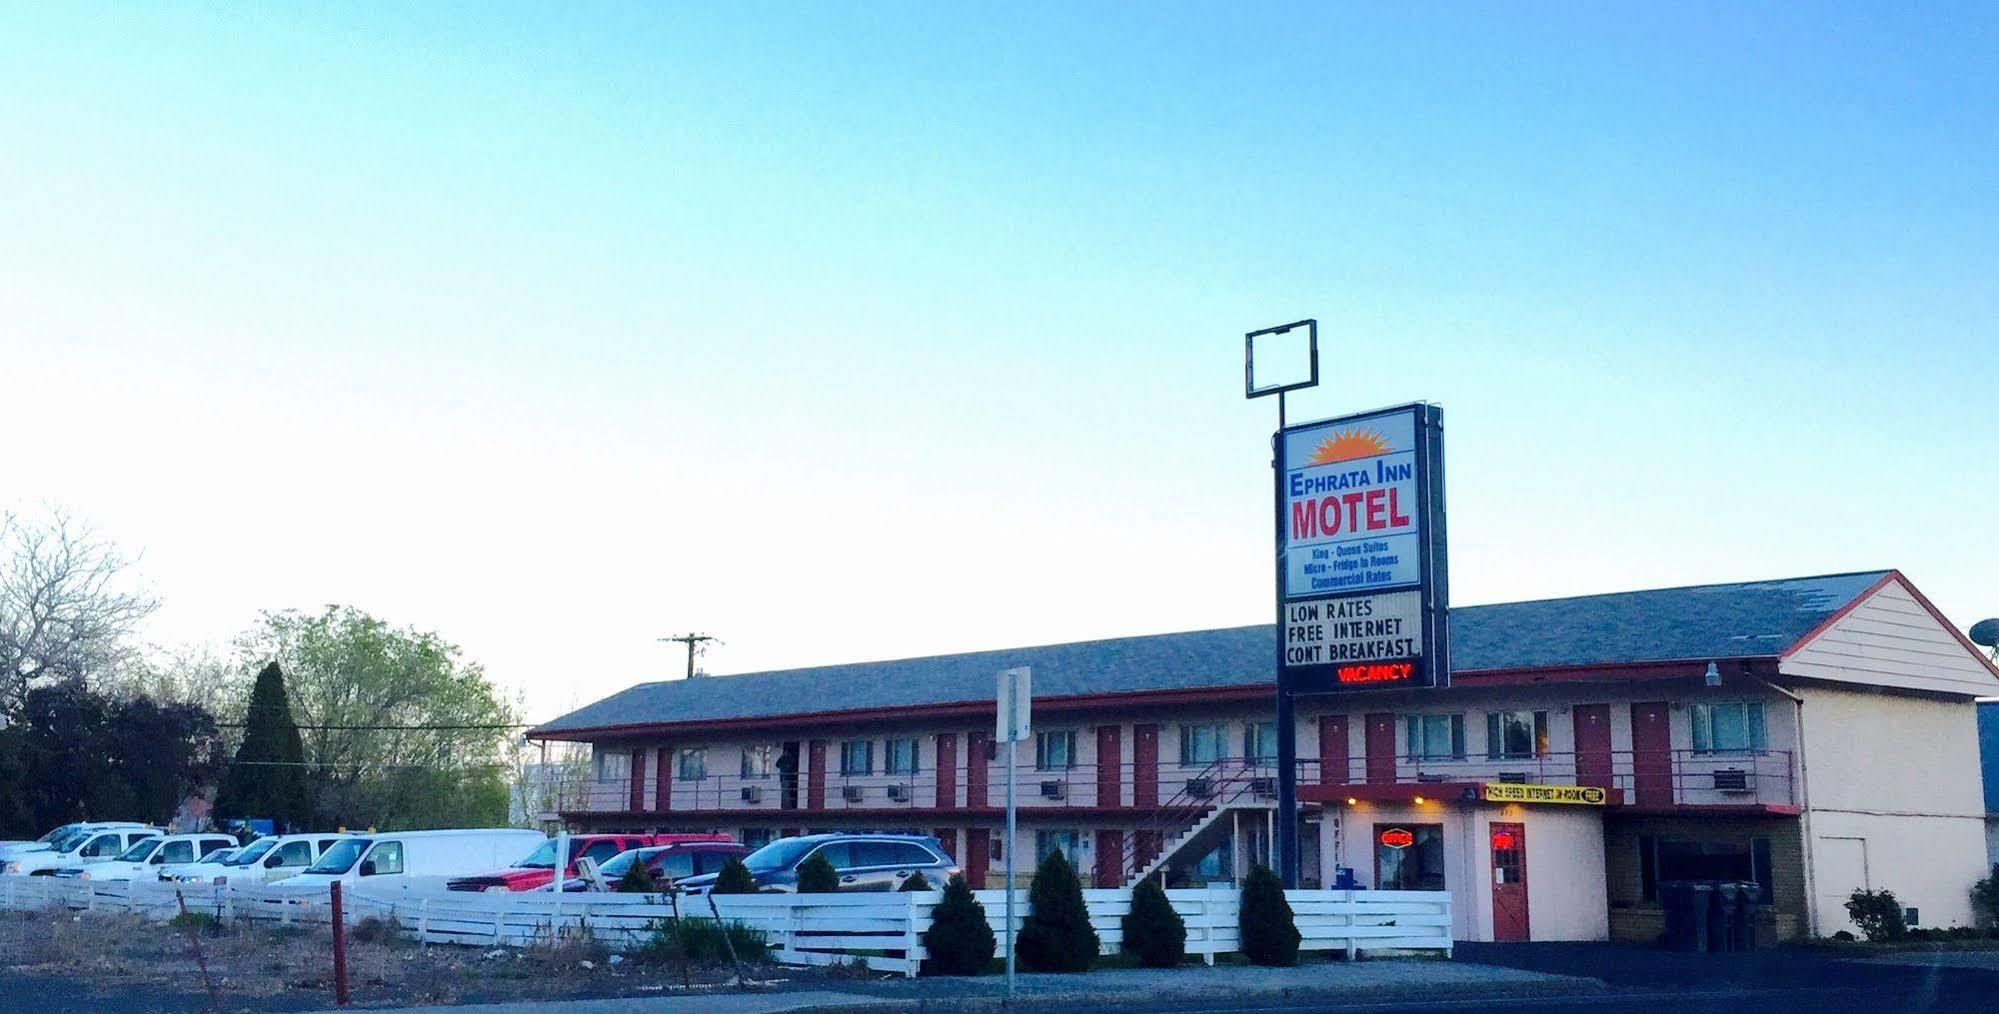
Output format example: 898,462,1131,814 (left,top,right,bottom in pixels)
1572,705,1612,790
1490,822,1529,941
1630,702,1673,807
